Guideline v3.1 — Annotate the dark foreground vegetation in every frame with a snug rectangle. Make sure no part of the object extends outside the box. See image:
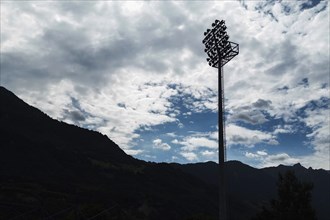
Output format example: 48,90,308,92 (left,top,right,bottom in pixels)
1,86,329,219
252,170,317,220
